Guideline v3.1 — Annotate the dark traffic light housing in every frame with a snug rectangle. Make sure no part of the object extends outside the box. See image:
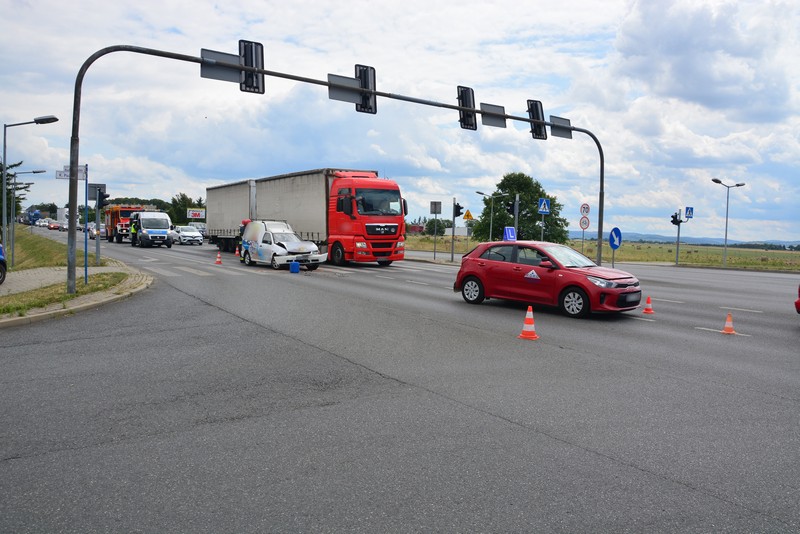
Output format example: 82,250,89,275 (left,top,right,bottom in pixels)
670,212,681,226
457,86,477,130
97,191,111,210
505,199,516,215
355,64,377,114
527,99,547,140
453,202,464,218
